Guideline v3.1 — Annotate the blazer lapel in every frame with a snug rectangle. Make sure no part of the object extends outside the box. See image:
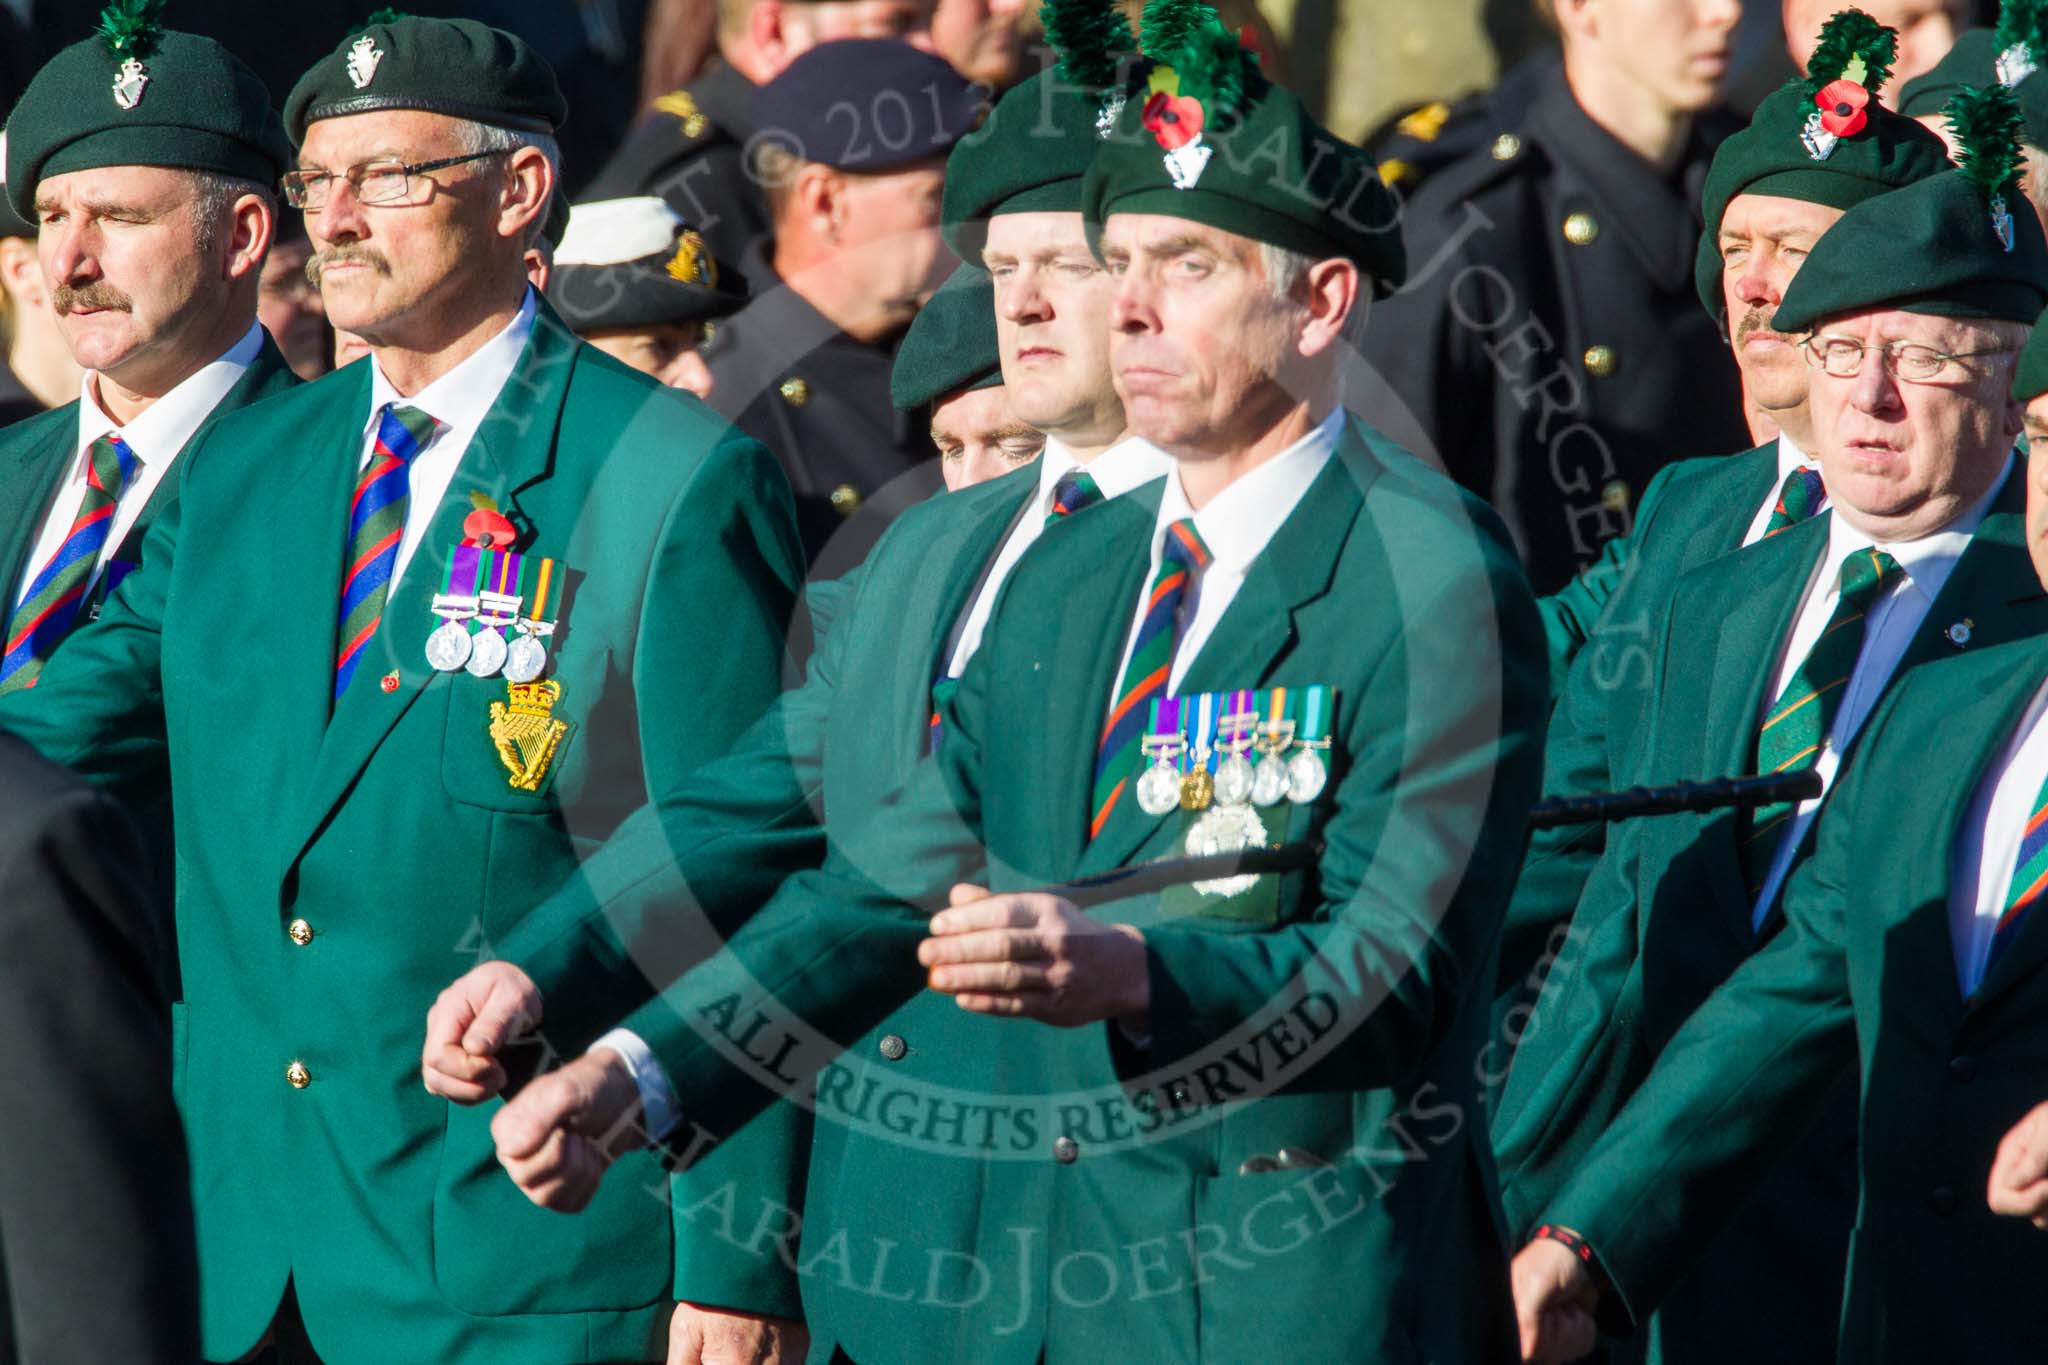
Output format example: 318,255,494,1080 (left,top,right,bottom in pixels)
1079,432,1370,874
1963,645,2048,1011
0,415,79,605
1686,513,1830,930
1894,475,2040,673
281,307,579,882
